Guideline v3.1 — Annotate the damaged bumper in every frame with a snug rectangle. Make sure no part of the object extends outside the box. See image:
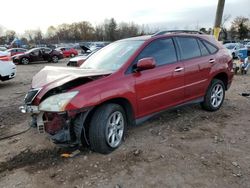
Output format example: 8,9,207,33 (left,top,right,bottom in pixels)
19,104,91,147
